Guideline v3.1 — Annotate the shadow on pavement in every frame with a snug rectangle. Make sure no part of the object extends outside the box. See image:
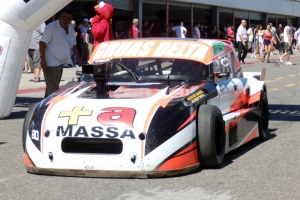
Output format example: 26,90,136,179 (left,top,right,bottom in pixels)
0,142,7,145
2,97,43,120
269,104,300,121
